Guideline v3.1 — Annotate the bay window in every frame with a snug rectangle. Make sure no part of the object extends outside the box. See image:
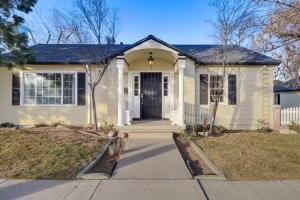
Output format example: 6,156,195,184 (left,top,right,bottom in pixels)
23,72,76,105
